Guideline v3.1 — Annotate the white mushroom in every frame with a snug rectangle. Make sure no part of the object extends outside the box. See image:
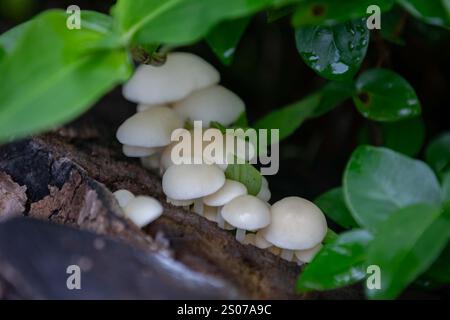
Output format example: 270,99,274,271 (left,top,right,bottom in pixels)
123,52,220,105
254,230,273,249
221,195,271,243
116,106,183,148
122,145,161,157
162,164,225,216
257,176,271,202
295,244,323,263
260,196,327,261
173,85,245,127
113,189,135,208
203,179,247,228
123,196,163,228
